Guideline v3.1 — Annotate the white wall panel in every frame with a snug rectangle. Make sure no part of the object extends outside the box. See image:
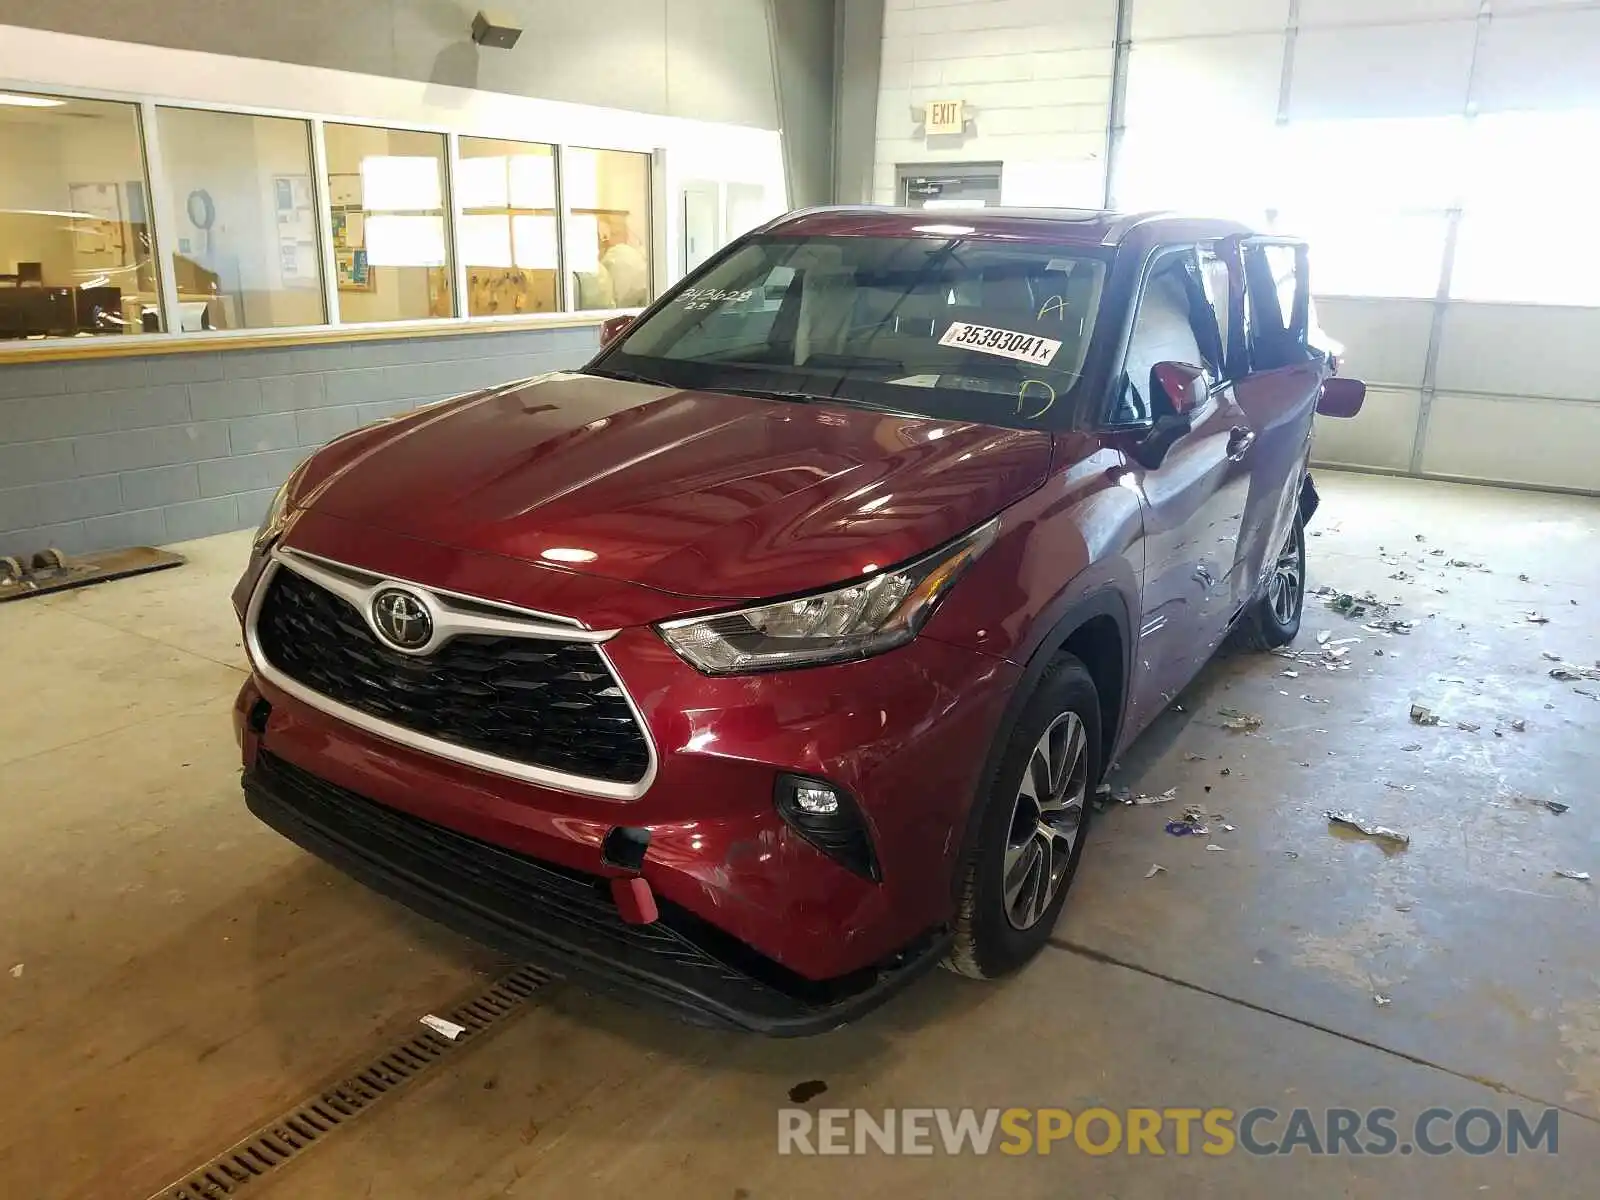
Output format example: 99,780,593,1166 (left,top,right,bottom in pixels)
1452,213,1600,306
1130,0,1290,41
1115,123,1278,219
915,24,1112,60
937,0,1115,41
1435,304,1600,399
1470,10,1600,111
1420,394,1600,490
1310,387,1421,472
1284,210,1449,298
1298,0,1482,27
1290,21,1477,118
873,0,1116,207
1000,158,1105,207
1125,34,1286,127
1314,298,1435,387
